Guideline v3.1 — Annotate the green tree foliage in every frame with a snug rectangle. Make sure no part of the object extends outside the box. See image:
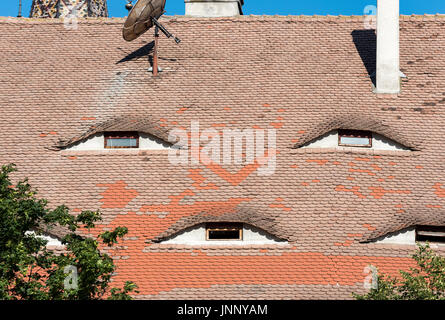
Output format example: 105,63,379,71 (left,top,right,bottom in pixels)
0,164,138,300
354,243,445,300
